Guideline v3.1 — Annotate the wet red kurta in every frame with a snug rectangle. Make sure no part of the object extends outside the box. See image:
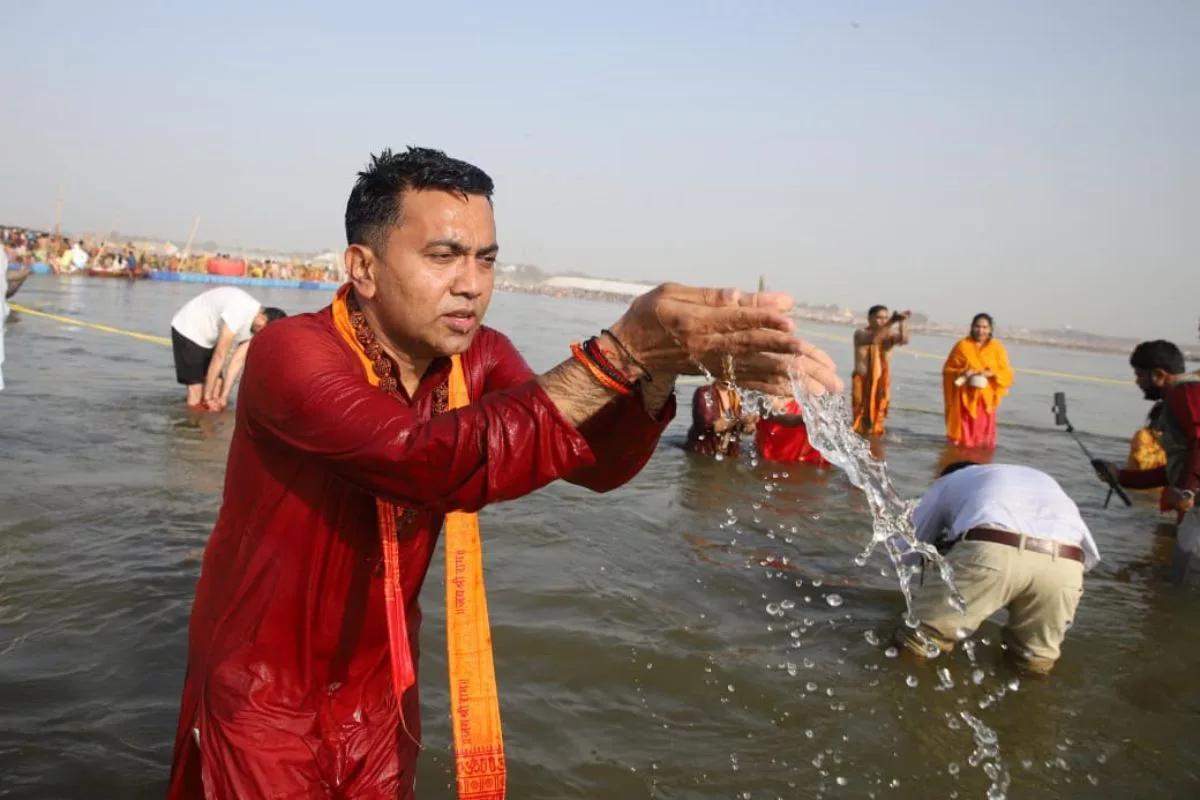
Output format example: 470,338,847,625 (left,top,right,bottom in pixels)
168,306,674,799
